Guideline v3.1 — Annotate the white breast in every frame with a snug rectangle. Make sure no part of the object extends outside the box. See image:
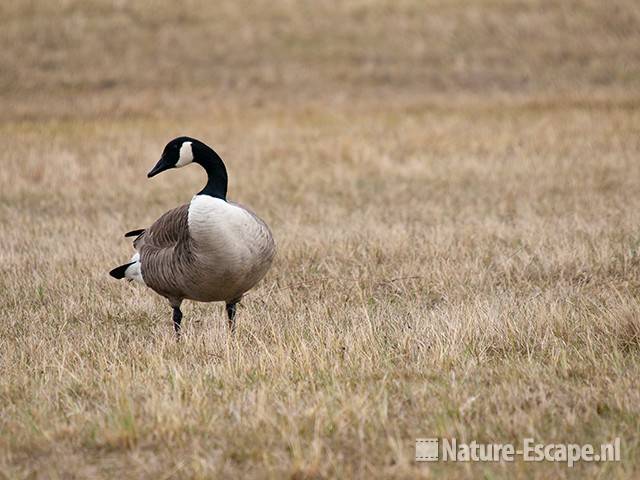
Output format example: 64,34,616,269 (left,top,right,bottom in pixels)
187,195,256,259
185,194,275,301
